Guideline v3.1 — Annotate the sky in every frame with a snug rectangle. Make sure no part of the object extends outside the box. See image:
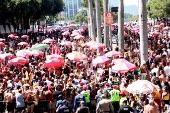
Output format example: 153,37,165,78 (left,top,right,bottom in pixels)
109,0,139,7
